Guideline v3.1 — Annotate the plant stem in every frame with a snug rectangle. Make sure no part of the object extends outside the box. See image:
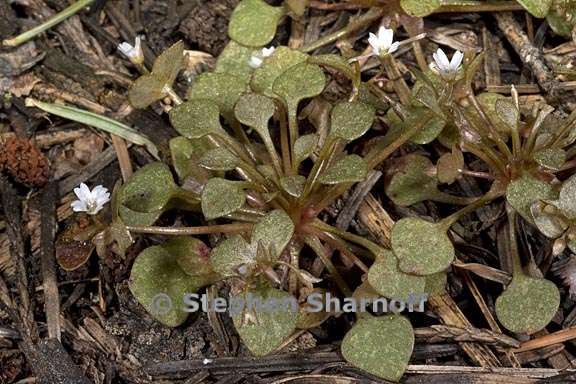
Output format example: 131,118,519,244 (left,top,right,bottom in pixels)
381,55,411,105
304,235,352,296
3,0,95,47
439,189,502,230
300,7,384,53
431,191,480,205
277,101,292,175
126,223,253,235
506,205,524,279
301,137,338,201
311,220,382,258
